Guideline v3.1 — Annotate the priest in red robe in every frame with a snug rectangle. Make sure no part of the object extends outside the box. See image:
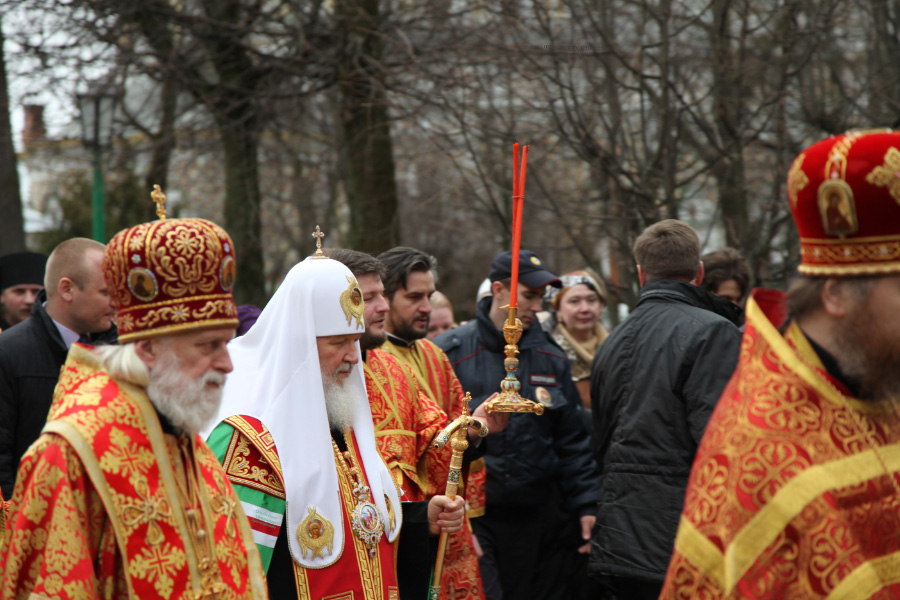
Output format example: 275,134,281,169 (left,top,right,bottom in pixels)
661,129,900,599
0,193,268,600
